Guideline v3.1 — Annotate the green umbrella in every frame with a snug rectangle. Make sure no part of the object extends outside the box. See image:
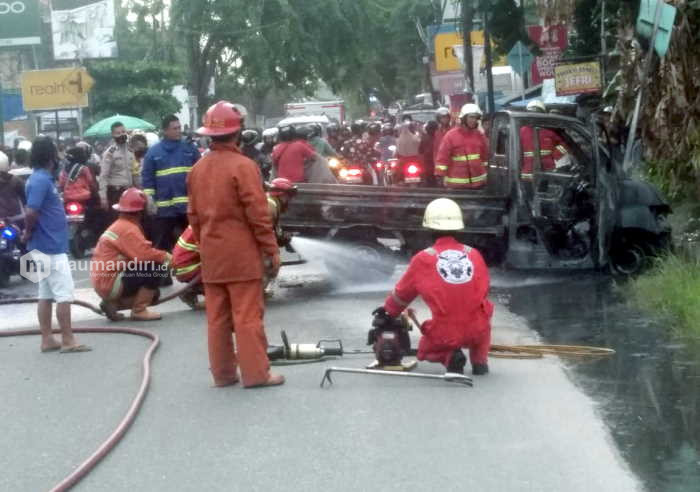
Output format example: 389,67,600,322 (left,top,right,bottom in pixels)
83,114,156,138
